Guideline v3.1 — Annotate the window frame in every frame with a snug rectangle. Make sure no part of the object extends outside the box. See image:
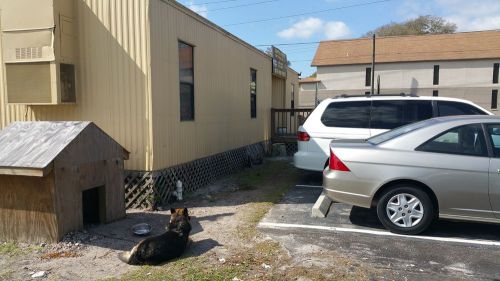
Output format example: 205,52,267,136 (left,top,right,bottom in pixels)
433,65,440,85
492,89,498,110
178,40,195,121
365,67,372,87
416,123,489,157
250,68,257,119
494,63,499,84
